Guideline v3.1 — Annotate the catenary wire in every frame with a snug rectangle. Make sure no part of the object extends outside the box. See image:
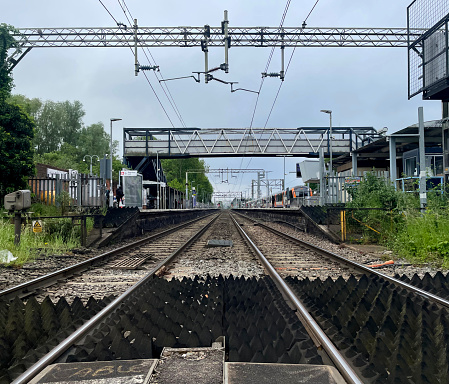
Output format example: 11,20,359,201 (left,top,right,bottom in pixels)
98,0,119,24
264,0,321,128
236,0,292,194
118,0,187,128
238,0,321,195
98,0,176,127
